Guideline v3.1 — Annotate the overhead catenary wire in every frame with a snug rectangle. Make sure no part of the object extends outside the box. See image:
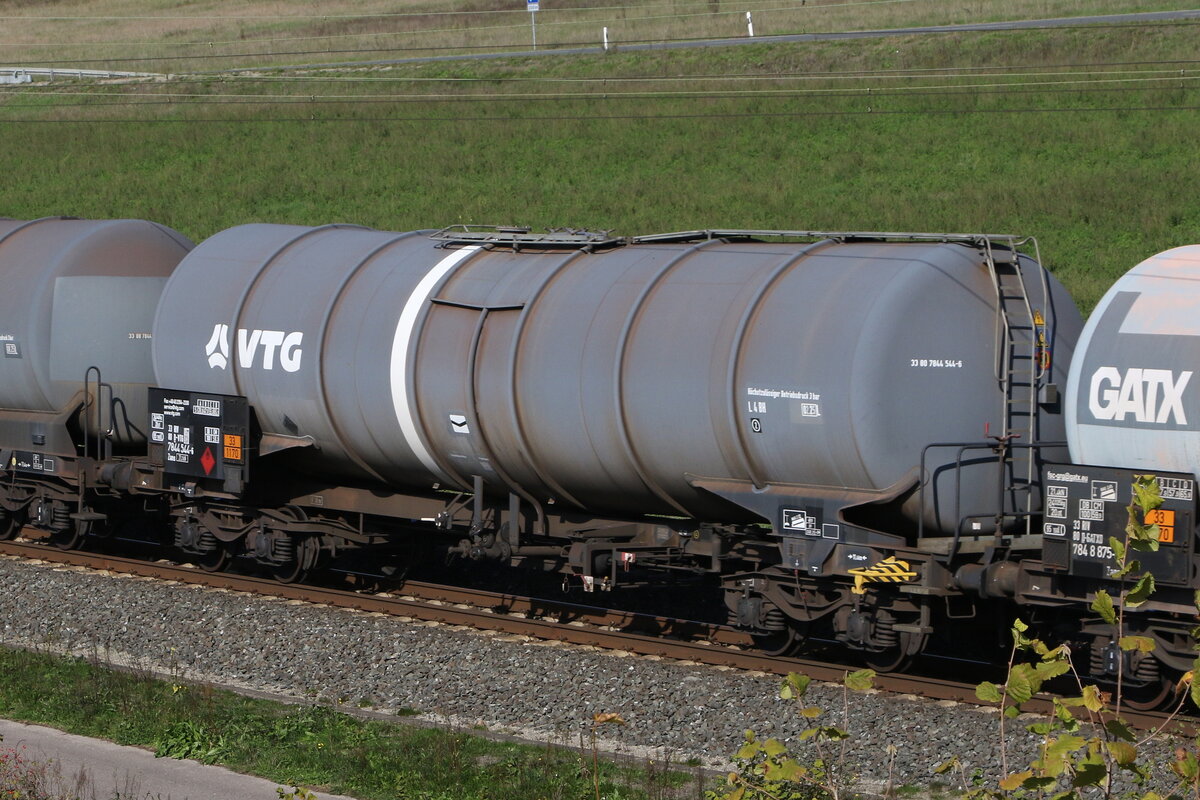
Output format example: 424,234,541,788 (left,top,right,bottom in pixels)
1,81,1195,111
5,56,1197,117
193,57,1200,79
0,103,1197,123
2,8,1195,124
9,62,1197,88
5,71,1197,102
4,56,1195,105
